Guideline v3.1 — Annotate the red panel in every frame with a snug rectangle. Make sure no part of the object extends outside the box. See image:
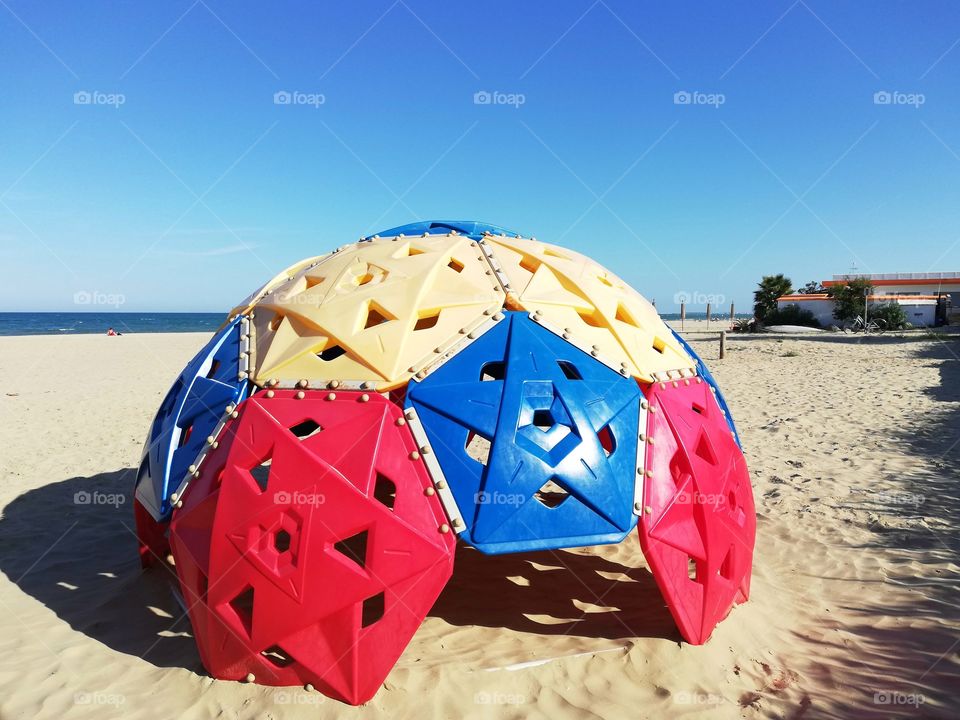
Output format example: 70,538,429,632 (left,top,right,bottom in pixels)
169,390,455,705
637,378,755,645
134,497,169,568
